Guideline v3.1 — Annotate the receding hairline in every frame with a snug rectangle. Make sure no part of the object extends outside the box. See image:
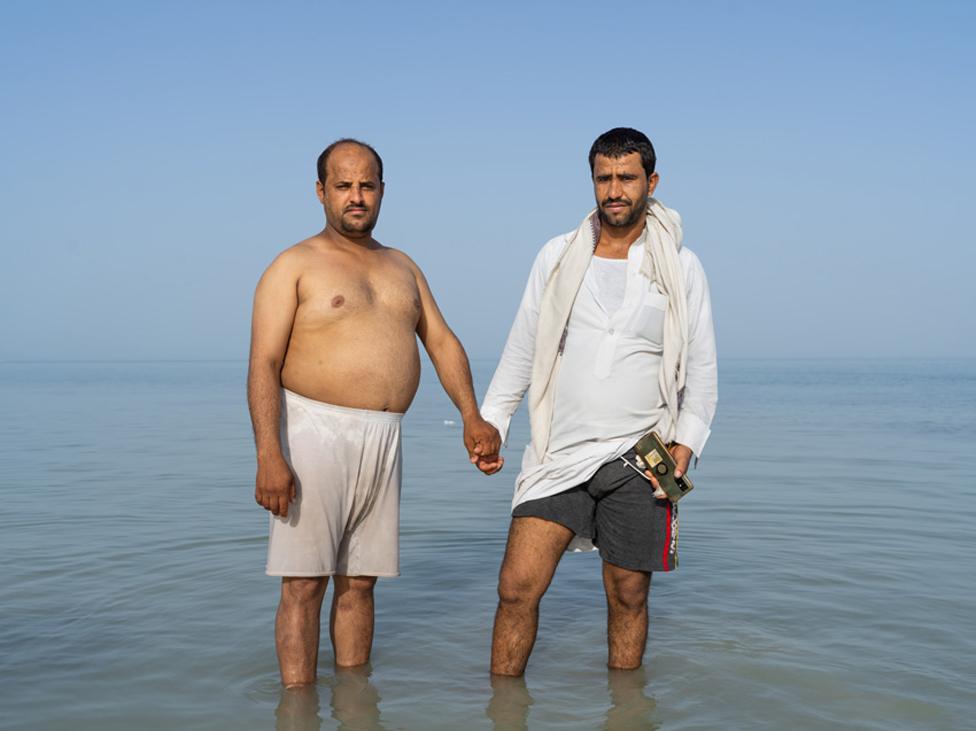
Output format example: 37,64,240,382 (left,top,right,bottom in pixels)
317,138,384,183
